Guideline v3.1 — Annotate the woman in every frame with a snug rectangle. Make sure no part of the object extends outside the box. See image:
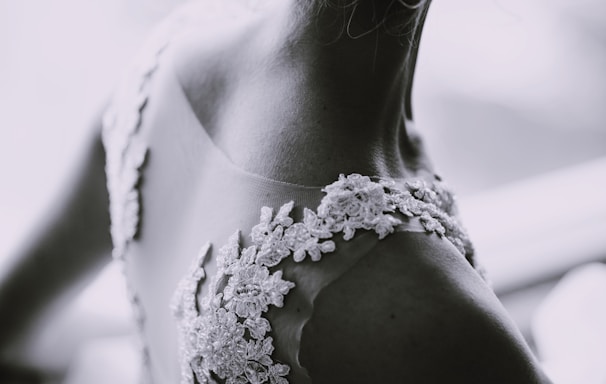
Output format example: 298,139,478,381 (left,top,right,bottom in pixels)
1,0,552,383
